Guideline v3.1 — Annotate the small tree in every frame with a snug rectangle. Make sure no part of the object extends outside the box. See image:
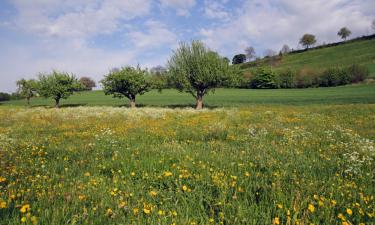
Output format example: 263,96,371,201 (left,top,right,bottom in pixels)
250,67,278,89
245,47,256,61
280,44,290,55
337,27,351,41
168,40,239,109
38,71,81,108
232,54,246,64
299,34,316,49
101,66,151,108
16,79,38,105
79,77,96,91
